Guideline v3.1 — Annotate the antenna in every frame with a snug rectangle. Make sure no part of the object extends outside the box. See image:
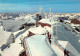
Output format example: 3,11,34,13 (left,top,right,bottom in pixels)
50,8,52,20
56,21,57,39
39,6,42,15
50,8,52,13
